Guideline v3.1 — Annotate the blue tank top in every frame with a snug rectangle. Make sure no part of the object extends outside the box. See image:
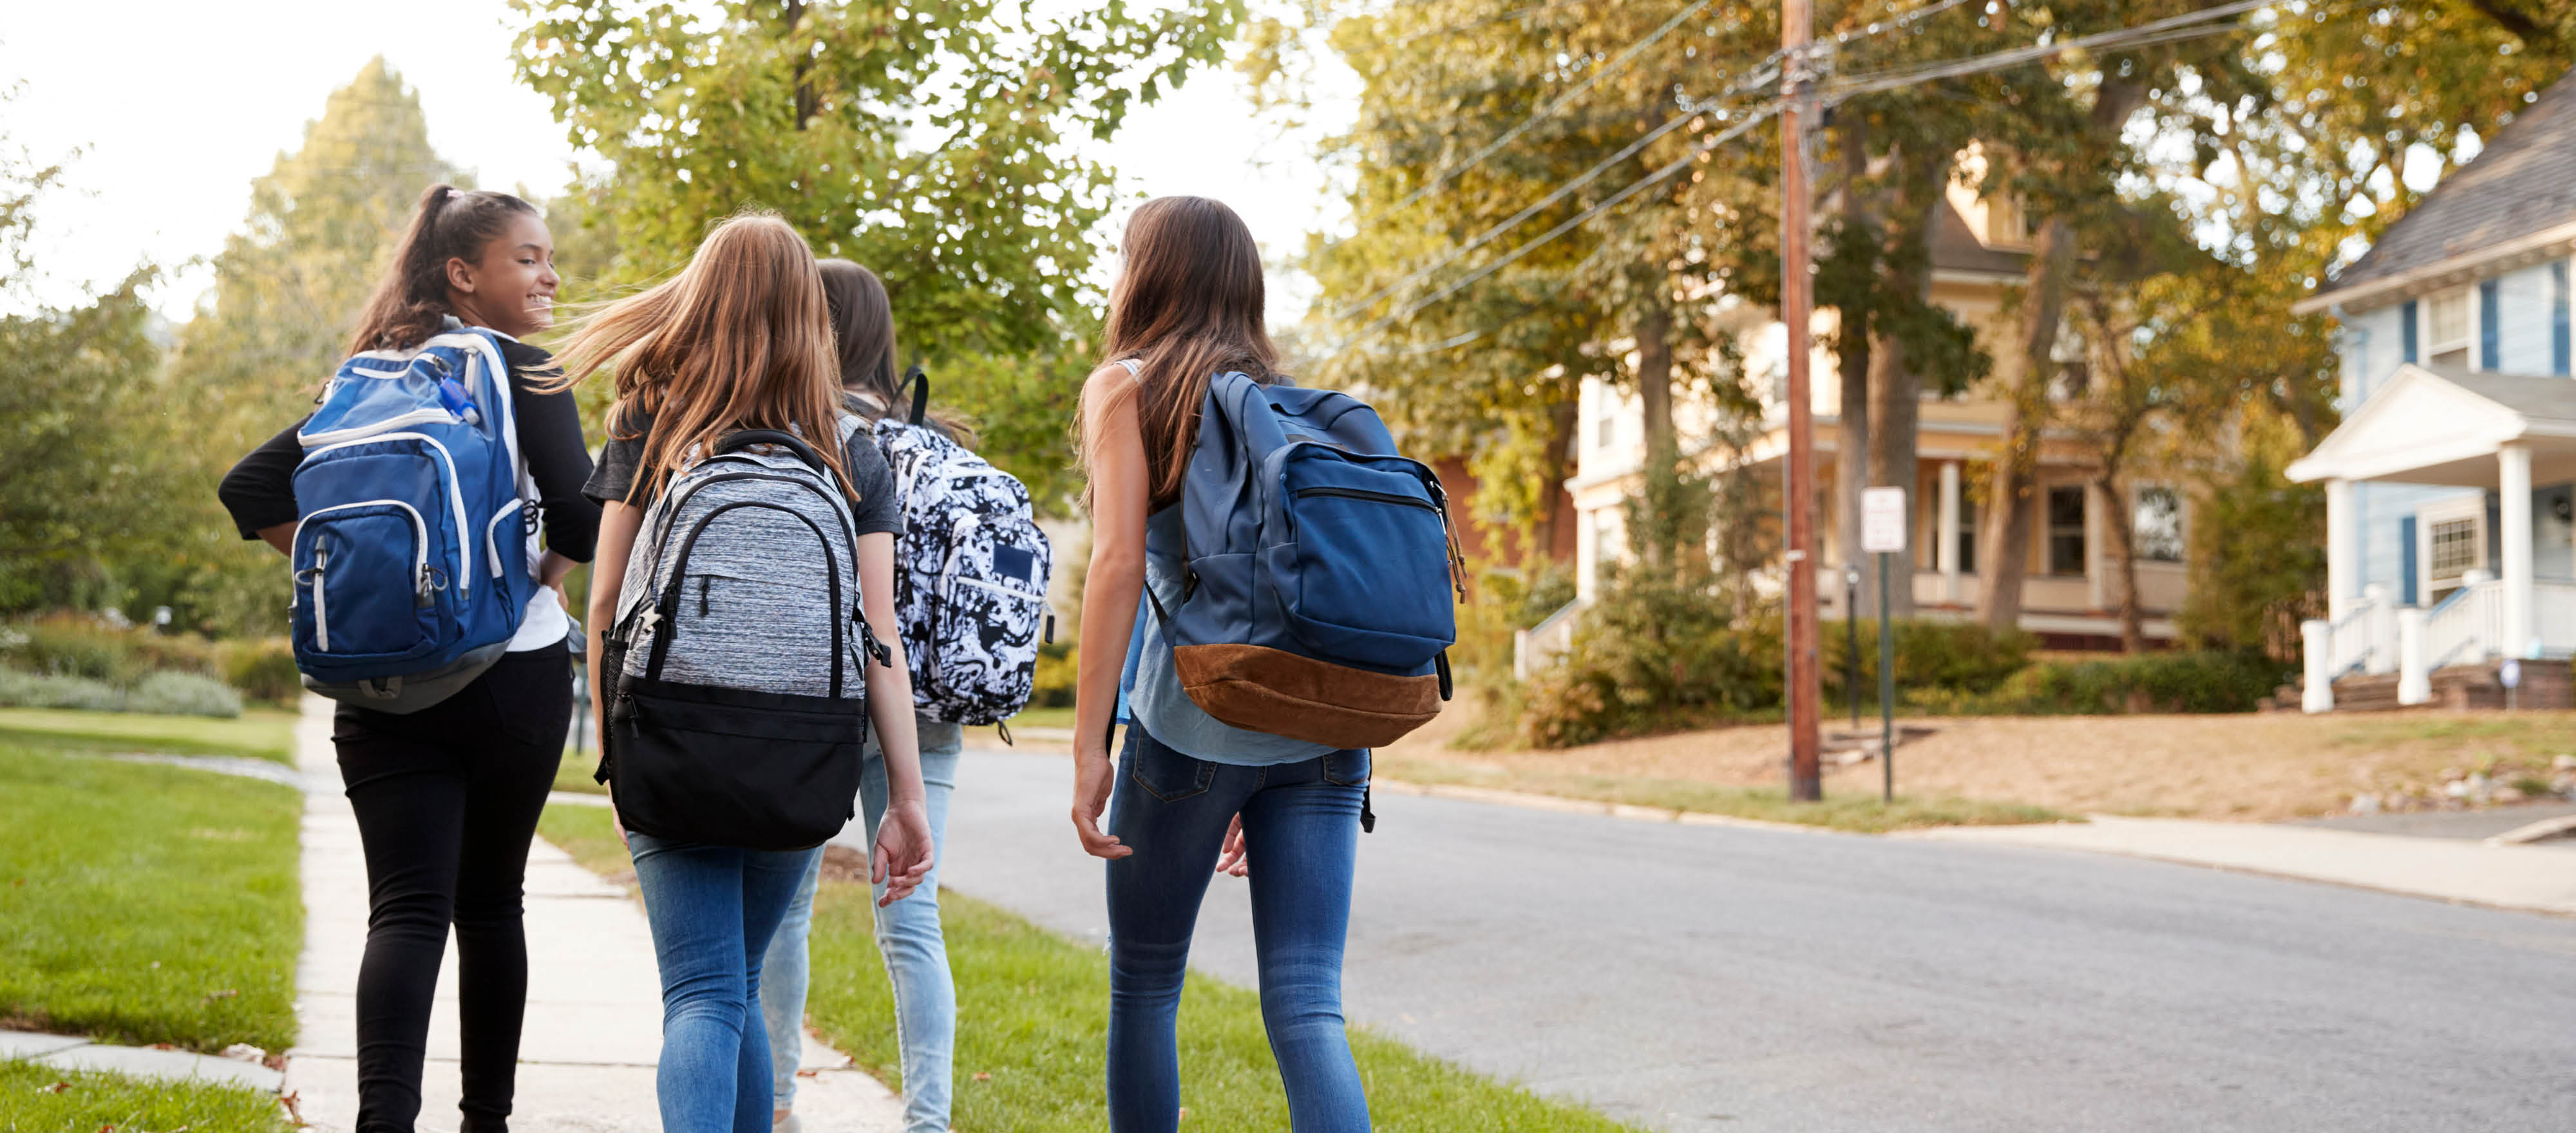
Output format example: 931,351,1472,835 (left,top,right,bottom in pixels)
1120,504,1335,765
